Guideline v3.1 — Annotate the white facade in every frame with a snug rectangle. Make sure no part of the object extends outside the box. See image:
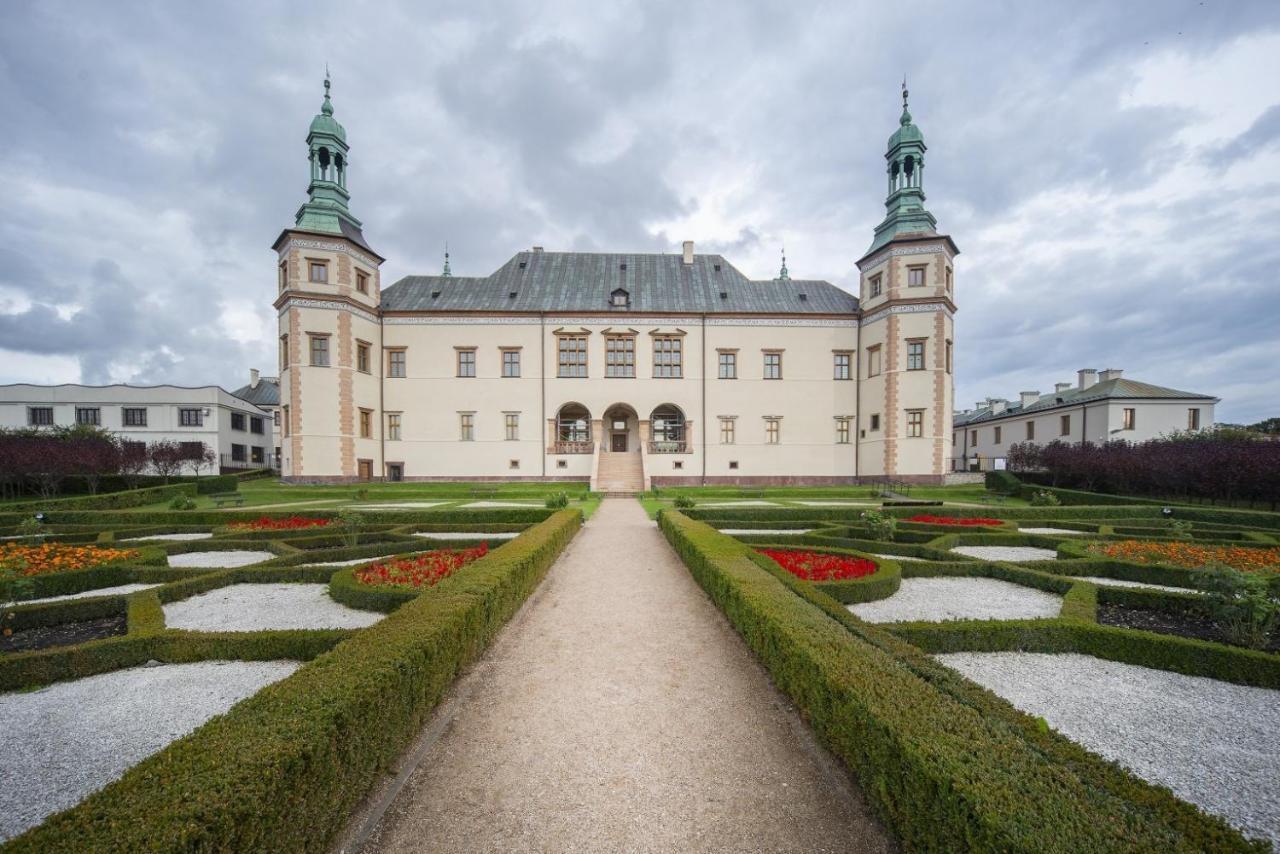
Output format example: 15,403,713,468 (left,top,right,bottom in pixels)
952,368,1218,470
0,383,275,474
